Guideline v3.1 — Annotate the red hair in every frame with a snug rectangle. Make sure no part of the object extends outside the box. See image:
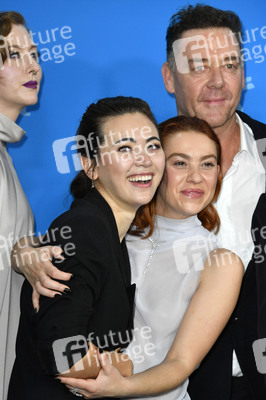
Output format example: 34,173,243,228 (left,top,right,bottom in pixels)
131,115,222,237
